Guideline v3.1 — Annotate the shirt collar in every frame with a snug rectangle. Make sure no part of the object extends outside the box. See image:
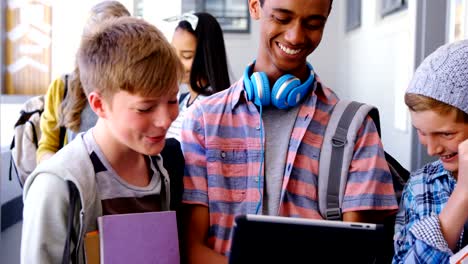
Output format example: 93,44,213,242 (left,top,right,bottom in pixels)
425,159,456,183
231,79,245,109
